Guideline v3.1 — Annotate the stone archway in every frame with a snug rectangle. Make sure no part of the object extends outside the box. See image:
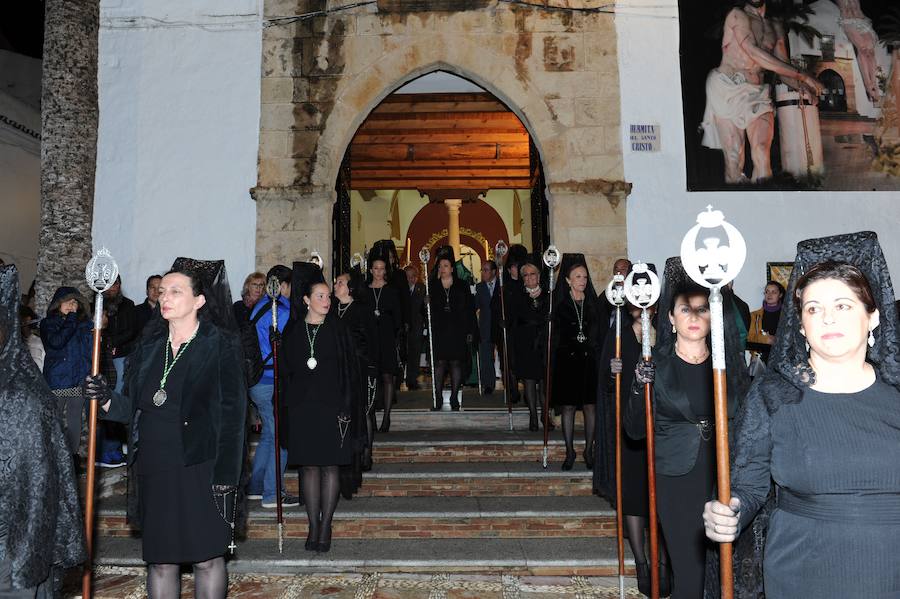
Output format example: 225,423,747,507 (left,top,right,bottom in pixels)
255,5,629,279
